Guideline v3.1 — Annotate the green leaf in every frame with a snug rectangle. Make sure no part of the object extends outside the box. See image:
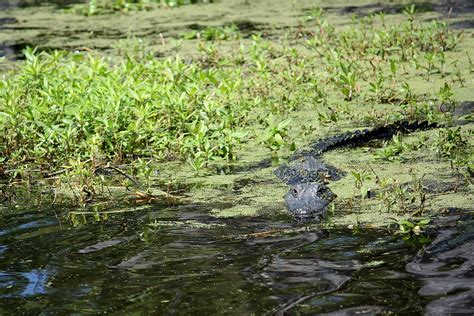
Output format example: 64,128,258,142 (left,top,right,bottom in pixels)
274,133,284,145
418,219,431,226
232,131,248,139
277,118,292,131
400,220,414,229
360,187,368,199
351,171,361,181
